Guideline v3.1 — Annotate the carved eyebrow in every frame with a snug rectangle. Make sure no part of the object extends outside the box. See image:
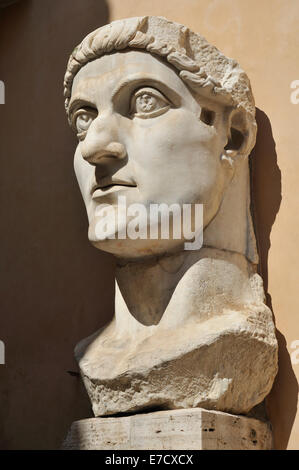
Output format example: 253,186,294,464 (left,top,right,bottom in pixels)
68,97,97,118
111,75,182,106
68,75,182,119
